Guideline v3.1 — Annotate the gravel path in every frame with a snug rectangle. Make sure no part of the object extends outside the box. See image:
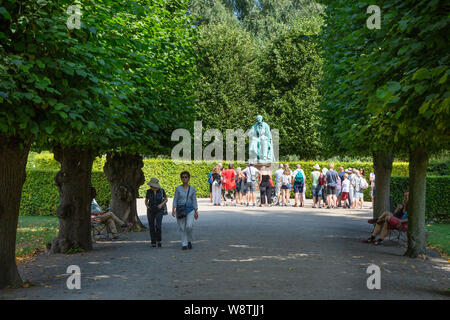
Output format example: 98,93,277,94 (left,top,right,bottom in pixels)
1,199,449,300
